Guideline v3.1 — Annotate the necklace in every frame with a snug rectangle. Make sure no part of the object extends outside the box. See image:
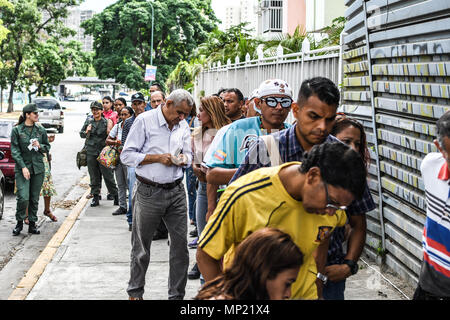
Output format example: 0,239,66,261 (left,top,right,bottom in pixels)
259,114,285,133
